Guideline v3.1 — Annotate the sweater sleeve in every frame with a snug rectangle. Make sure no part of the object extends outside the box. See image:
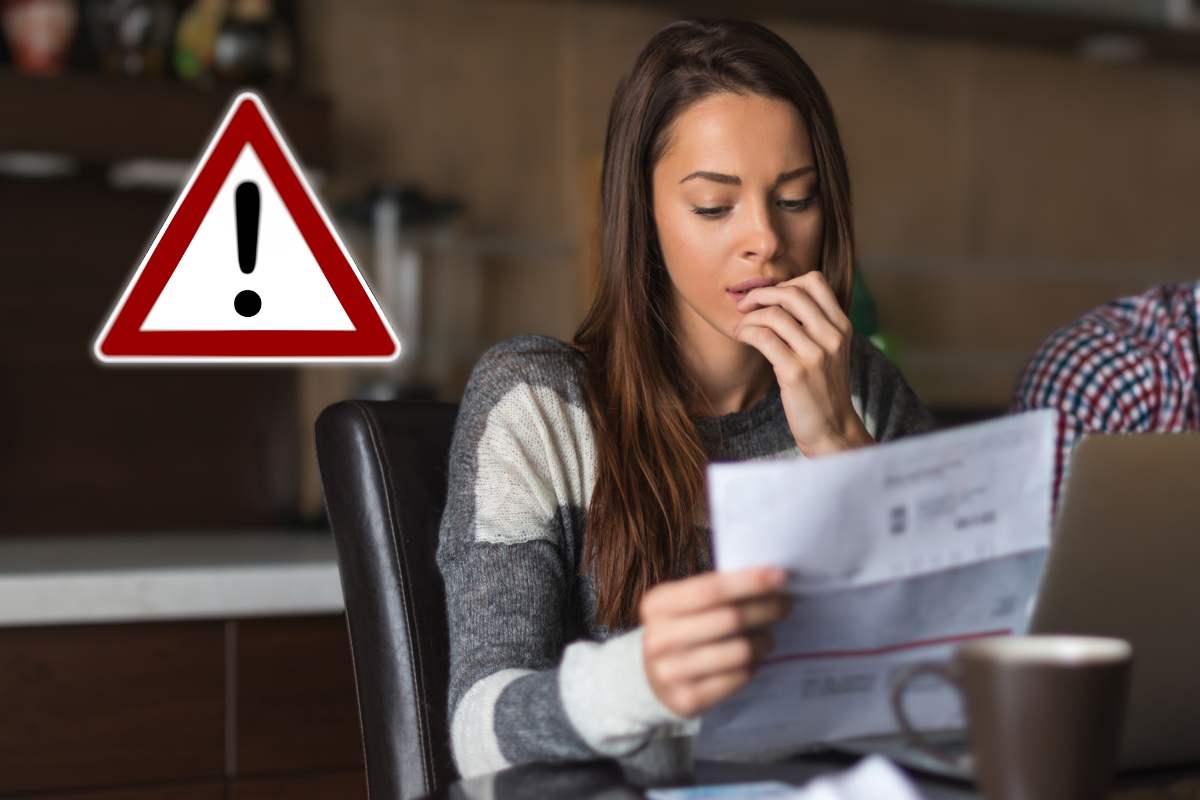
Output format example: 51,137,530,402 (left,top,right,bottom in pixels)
434,340,689,779
849,332,937,442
